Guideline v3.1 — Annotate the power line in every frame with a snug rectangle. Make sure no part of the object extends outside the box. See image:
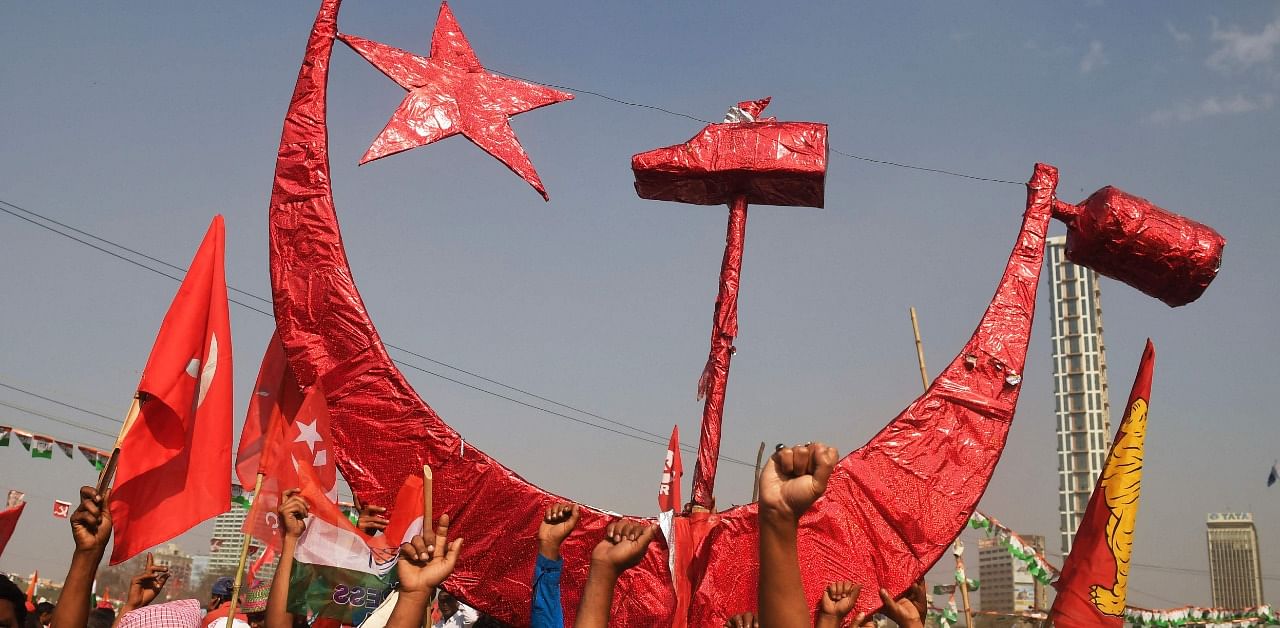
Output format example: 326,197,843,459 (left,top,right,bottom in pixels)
0,199,756,468
0,381,121,424
490,70,1023,187
0,399,117,439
